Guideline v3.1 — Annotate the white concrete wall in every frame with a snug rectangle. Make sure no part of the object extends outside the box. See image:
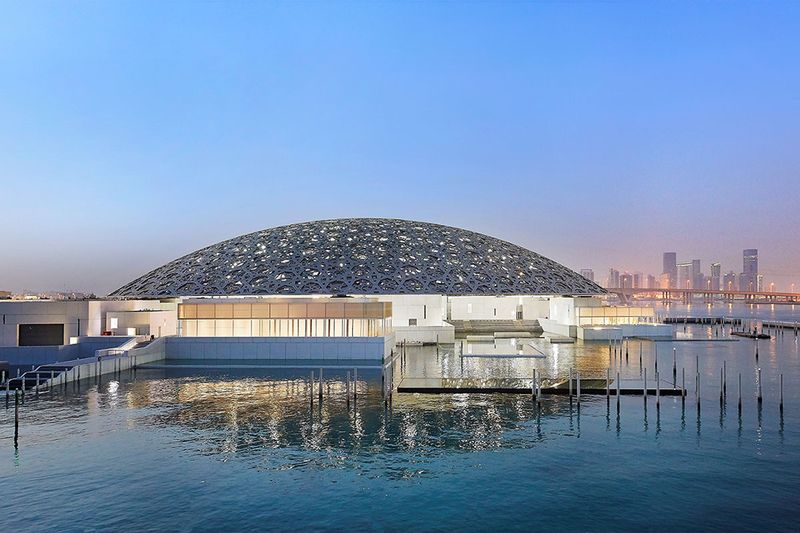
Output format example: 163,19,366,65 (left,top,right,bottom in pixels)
41,337,169,387
0,344,79,367
538,319,576,338
521,298,551,320
449,295,552,321
577,324,672,341
378,295,446,327
164,334,394,361
0,300,90,346
127,336,169,362
87,300,174,335
548,297,576,326
578,327,624,341
0,336,136,371
0,300,176,347
620,324,673,338
548,296,604,327
106,310,177,337
393,325,455,345
449,296,518,320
